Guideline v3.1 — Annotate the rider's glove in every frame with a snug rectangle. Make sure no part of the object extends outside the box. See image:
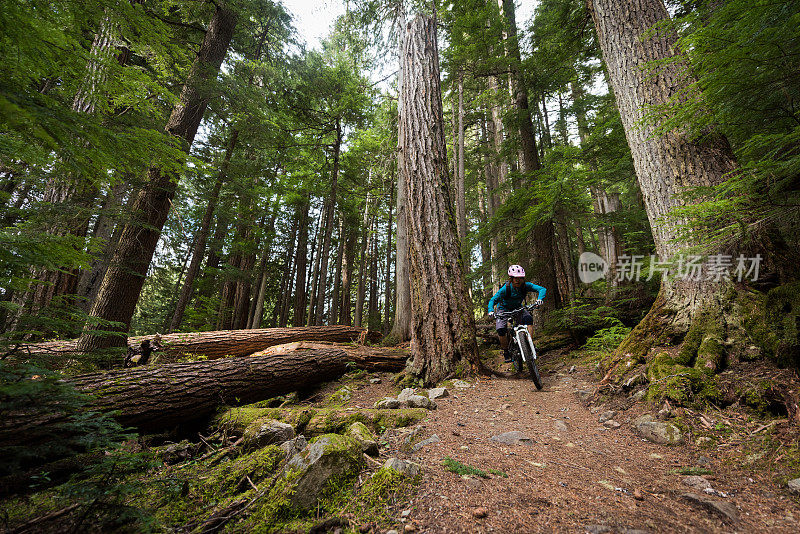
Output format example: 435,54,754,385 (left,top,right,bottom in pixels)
488,311,495,318
535,299,543,306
